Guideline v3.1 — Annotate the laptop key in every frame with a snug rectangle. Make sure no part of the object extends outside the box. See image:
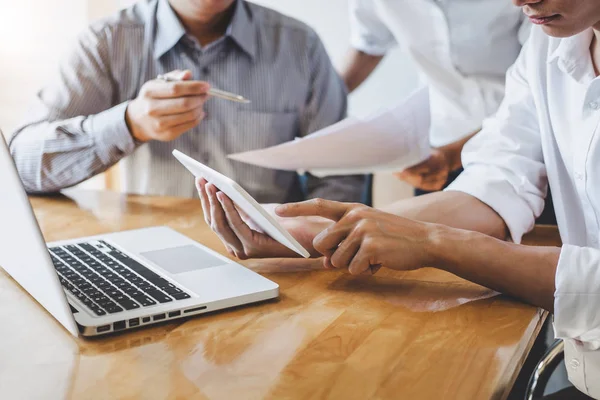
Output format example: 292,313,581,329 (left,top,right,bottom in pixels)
163,286,183,295
98,300,116,309
120,300,140,310
133,295,157,307
123,286,138,295
146,289,173,303
172,293,191,300
105,305,124,314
